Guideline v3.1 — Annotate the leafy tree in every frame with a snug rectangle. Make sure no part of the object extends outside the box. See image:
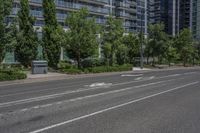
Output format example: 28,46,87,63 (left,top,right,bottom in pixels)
5,22,18,53
15,0,38,67
191,41,200,65
102,43,112,66
174,28,194,66
0,0,13,63
164,38,178,66
65,8,99,68
147,23,167,65
195,41,200,64
195,41,200,58
42,0,62,68
122,33,139,64
102,16,124,66
116,43,128,65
